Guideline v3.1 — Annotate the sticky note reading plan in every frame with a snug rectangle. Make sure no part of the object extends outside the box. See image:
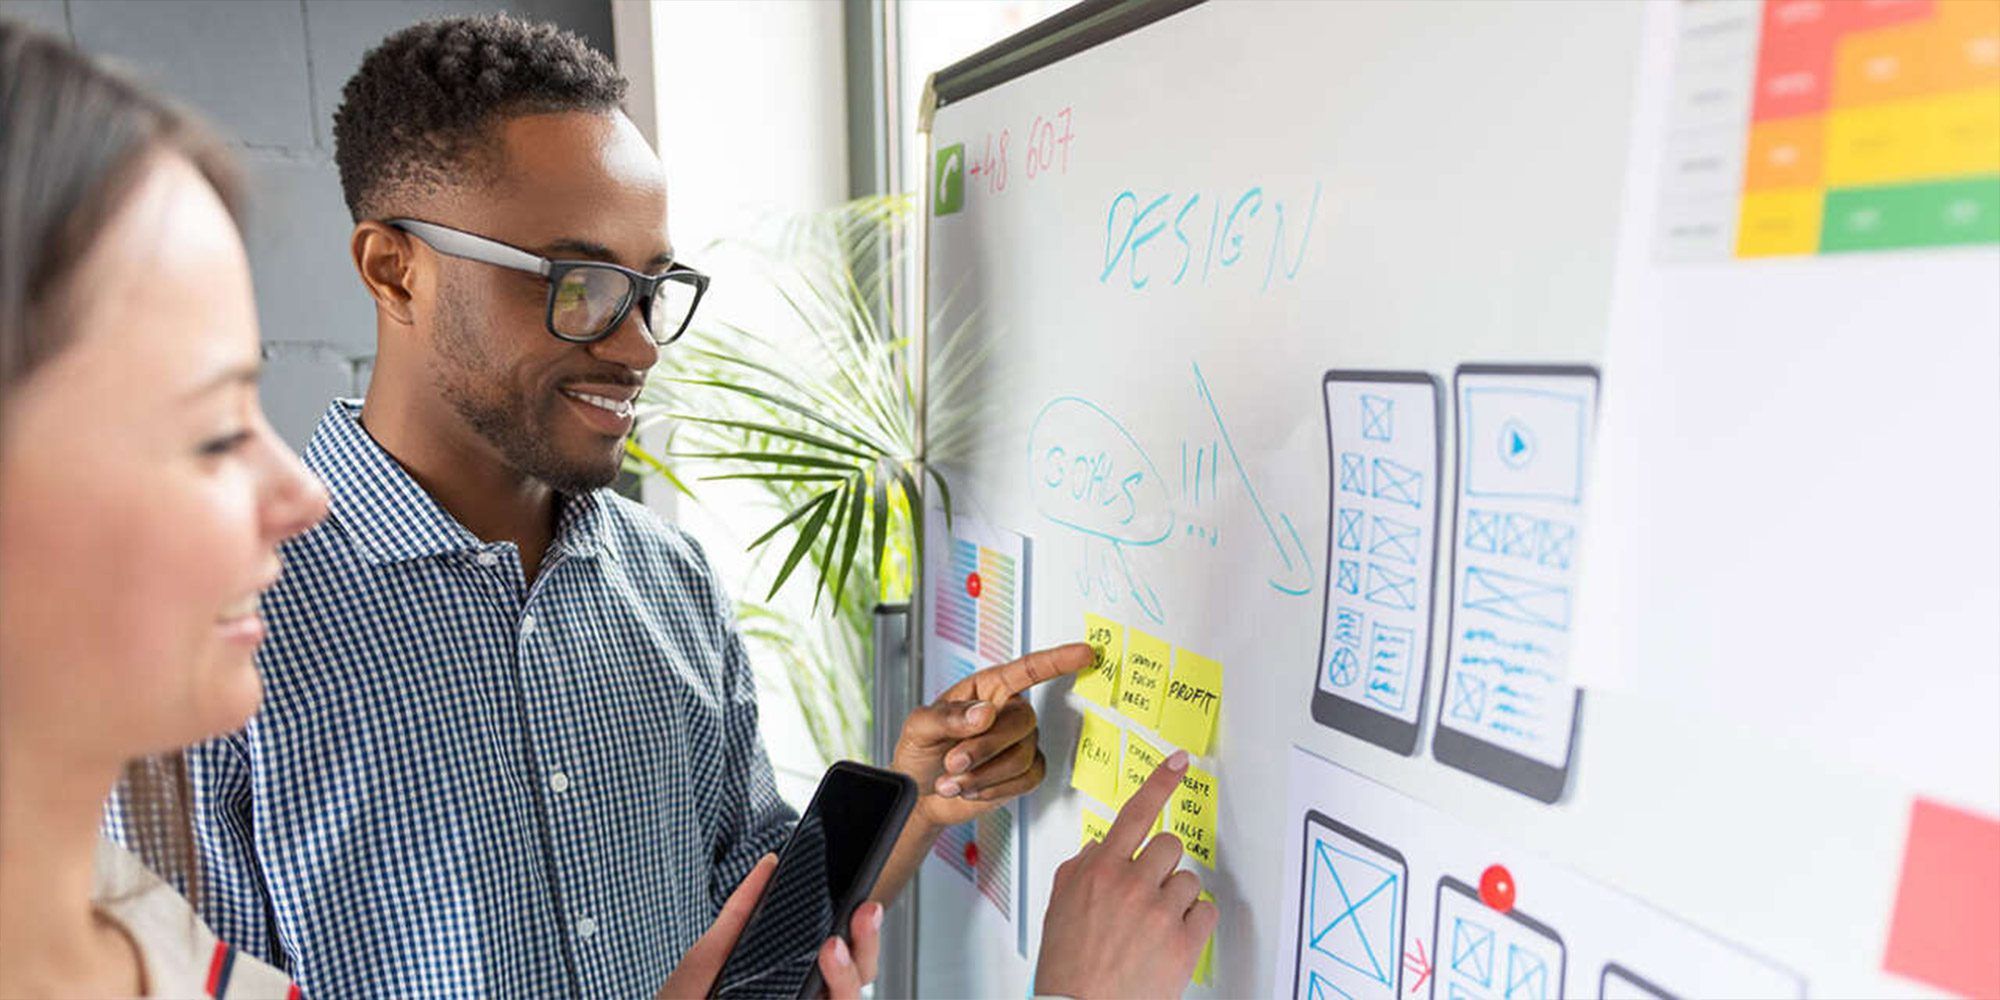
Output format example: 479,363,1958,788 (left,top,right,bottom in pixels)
1167,764,1219,868
1080,809,1112,848
1159,648,1223,755
1074,613,1124,706
1194,890,1216,985
1069,710,1121,806
1116,629,1170,728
